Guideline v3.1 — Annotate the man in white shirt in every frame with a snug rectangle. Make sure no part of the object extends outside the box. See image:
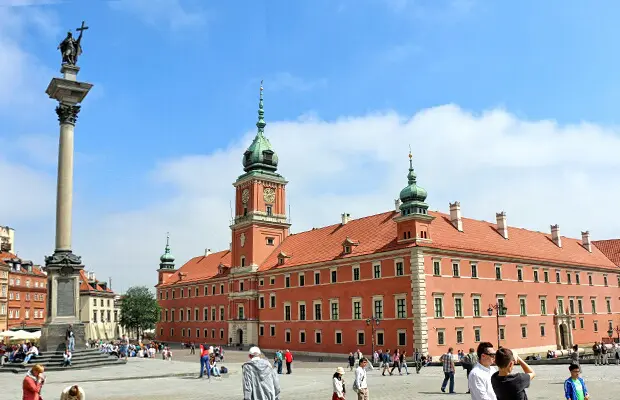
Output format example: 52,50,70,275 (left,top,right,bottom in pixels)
354,357,370,400
468,342,497,400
